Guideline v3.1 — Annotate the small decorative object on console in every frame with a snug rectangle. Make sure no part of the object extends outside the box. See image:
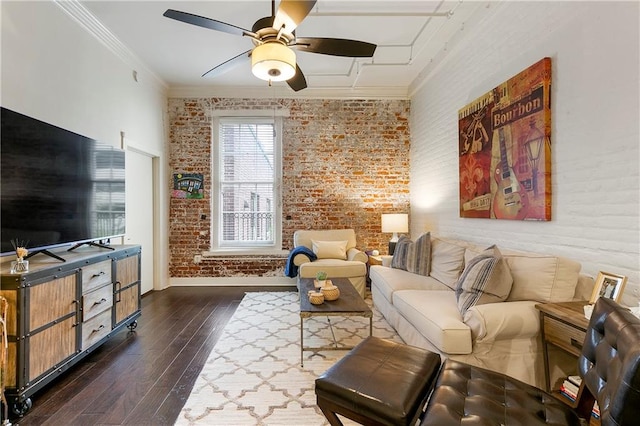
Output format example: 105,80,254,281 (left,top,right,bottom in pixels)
308,290,324,305
588,271,627,304
321,285,340,301
10,240,29,273
315,271,328,288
